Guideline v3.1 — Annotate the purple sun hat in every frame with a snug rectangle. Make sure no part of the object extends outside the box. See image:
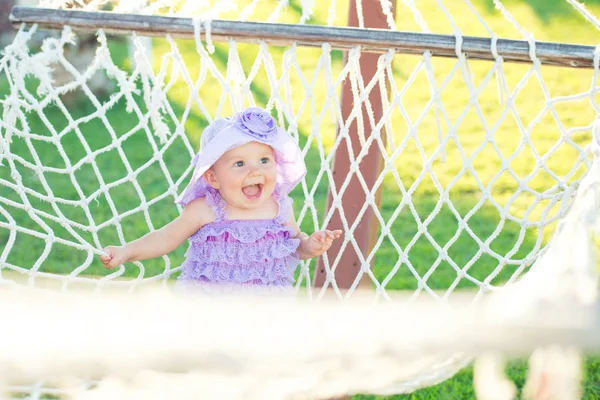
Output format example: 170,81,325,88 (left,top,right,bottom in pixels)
176,107,306,206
